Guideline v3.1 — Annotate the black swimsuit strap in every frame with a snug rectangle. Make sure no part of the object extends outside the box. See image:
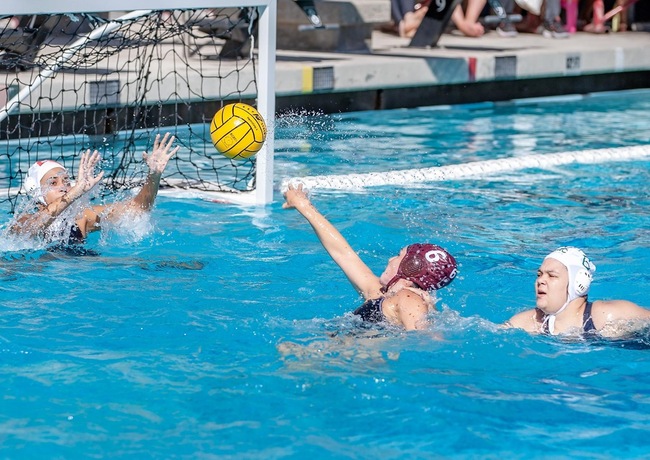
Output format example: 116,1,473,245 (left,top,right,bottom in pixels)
353,297,385,323
582,300,596,333
538,301,596,336
535,308,550,334
68,223,85,244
